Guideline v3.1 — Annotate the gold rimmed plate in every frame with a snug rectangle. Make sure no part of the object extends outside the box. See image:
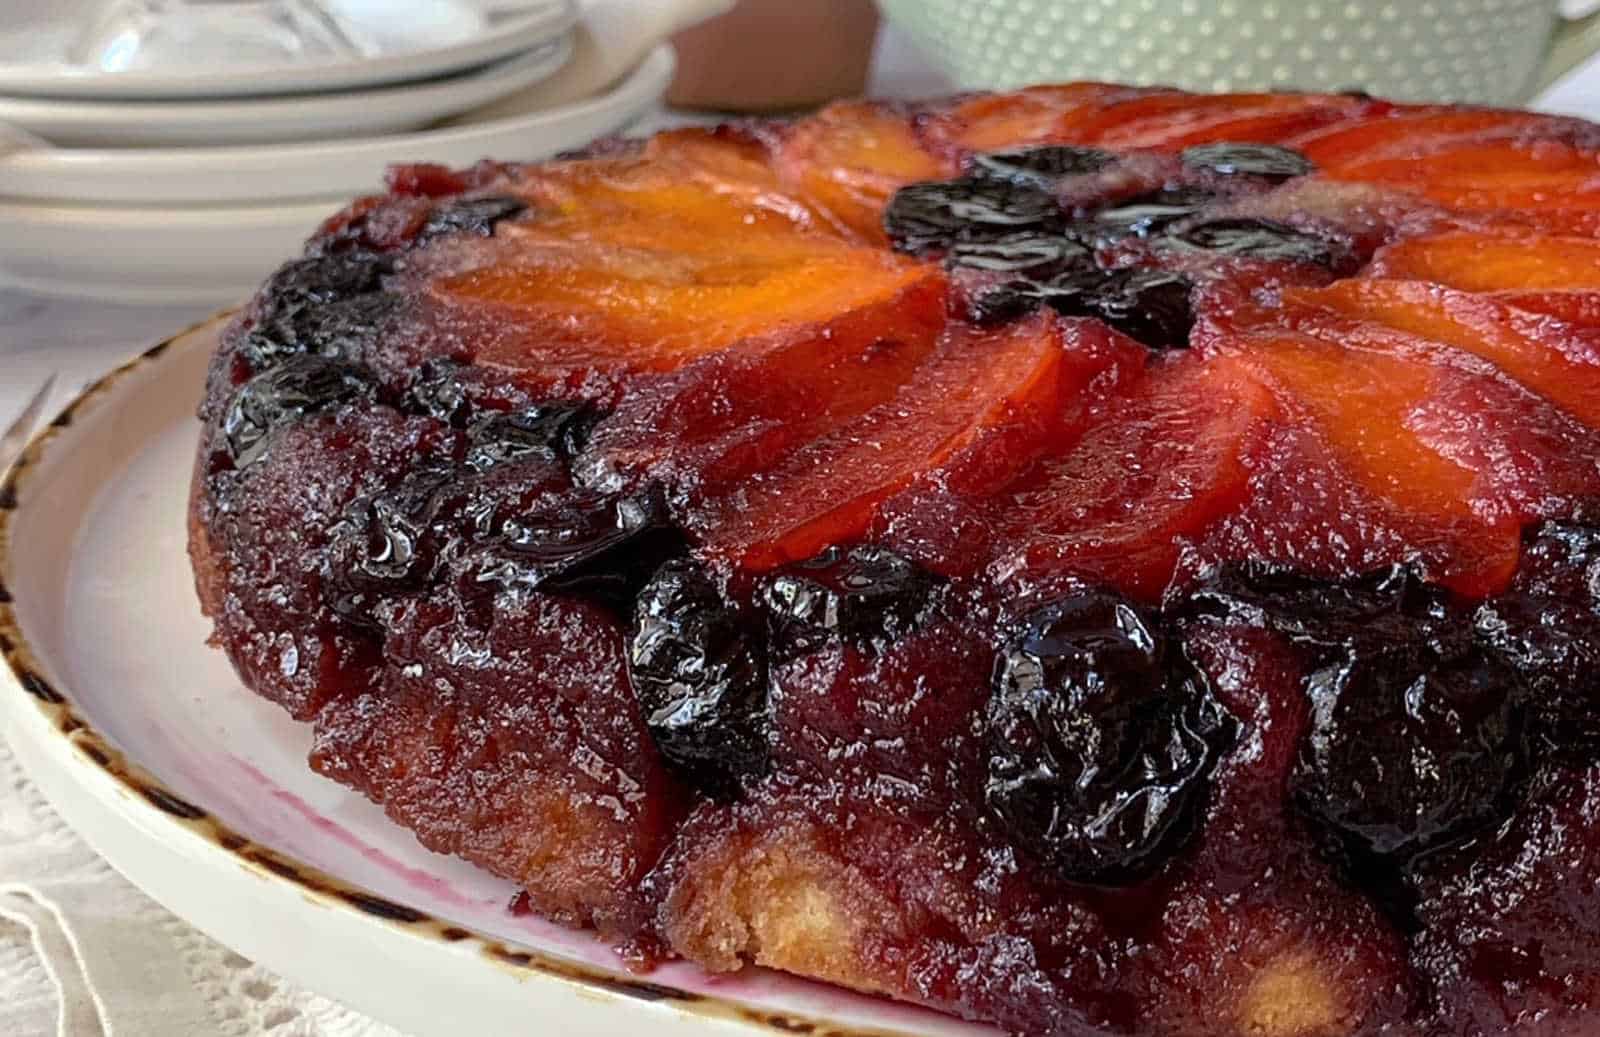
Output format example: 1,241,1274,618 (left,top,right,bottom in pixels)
0,317,990,1037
